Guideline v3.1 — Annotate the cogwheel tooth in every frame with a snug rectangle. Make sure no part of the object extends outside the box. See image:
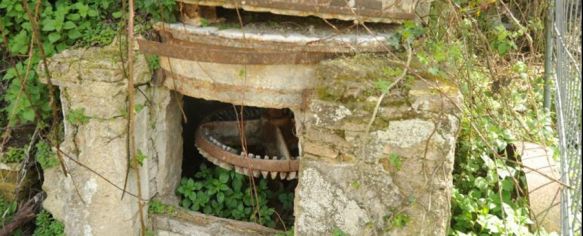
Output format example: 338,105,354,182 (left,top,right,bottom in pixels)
240,152,246,158
287,171,297,180
270,171,278,179
248,153,254,159
272,156,278,160
279,172,287,180
264,155,269,160
204,155,217,164
227,147,237,154
235,166,244,174
252,170,260,178
261,171,269,178
218,162,233,171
